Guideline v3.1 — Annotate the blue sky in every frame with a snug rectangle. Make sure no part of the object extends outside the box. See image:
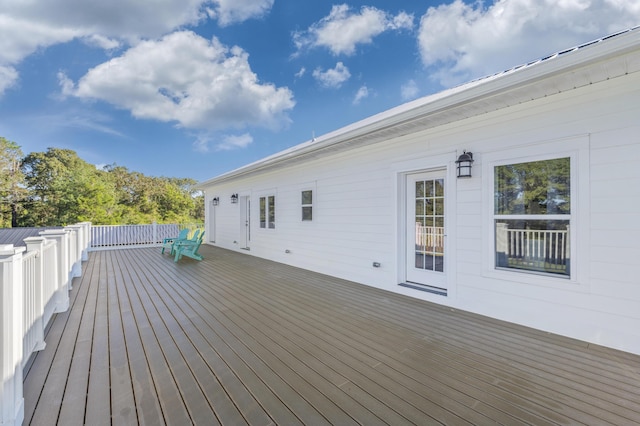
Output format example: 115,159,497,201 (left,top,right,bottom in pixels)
1,0,638,182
